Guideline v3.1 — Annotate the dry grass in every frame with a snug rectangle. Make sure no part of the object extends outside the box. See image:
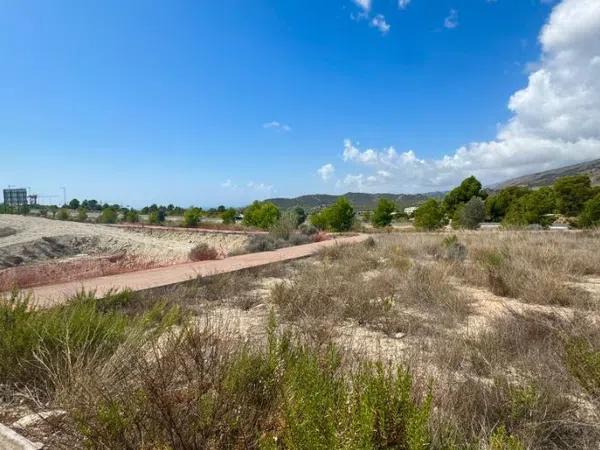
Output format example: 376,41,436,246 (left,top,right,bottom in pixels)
3,229,600,448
